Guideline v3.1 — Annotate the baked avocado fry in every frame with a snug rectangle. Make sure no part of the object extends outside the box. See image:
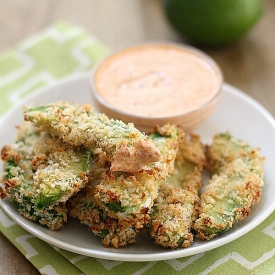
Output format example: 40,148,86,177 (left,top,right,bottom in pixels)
93,124,184,221
24,102,183,221
193,132,265,240
148,134,205,248
68,152,145,248
0,121,92,229
68,124,183,248
205,132,264,177
0,122,67,230
70,184,144,248
23,102,161,173
31,133,92,210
